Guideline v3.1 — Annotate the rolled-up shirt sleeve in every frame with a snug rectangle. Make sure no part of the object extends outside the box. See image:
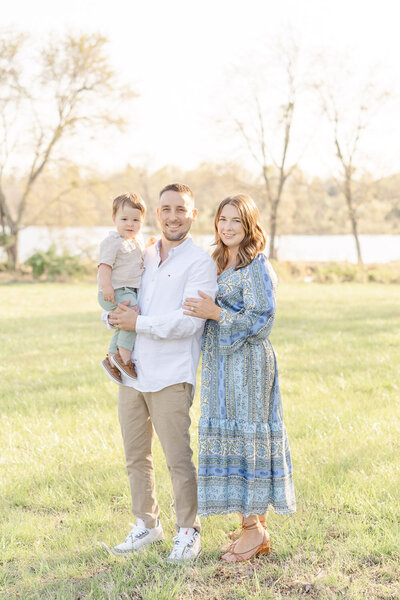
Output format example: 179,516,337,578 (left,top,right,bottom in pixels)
101,310,115,329
136,256,218,340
